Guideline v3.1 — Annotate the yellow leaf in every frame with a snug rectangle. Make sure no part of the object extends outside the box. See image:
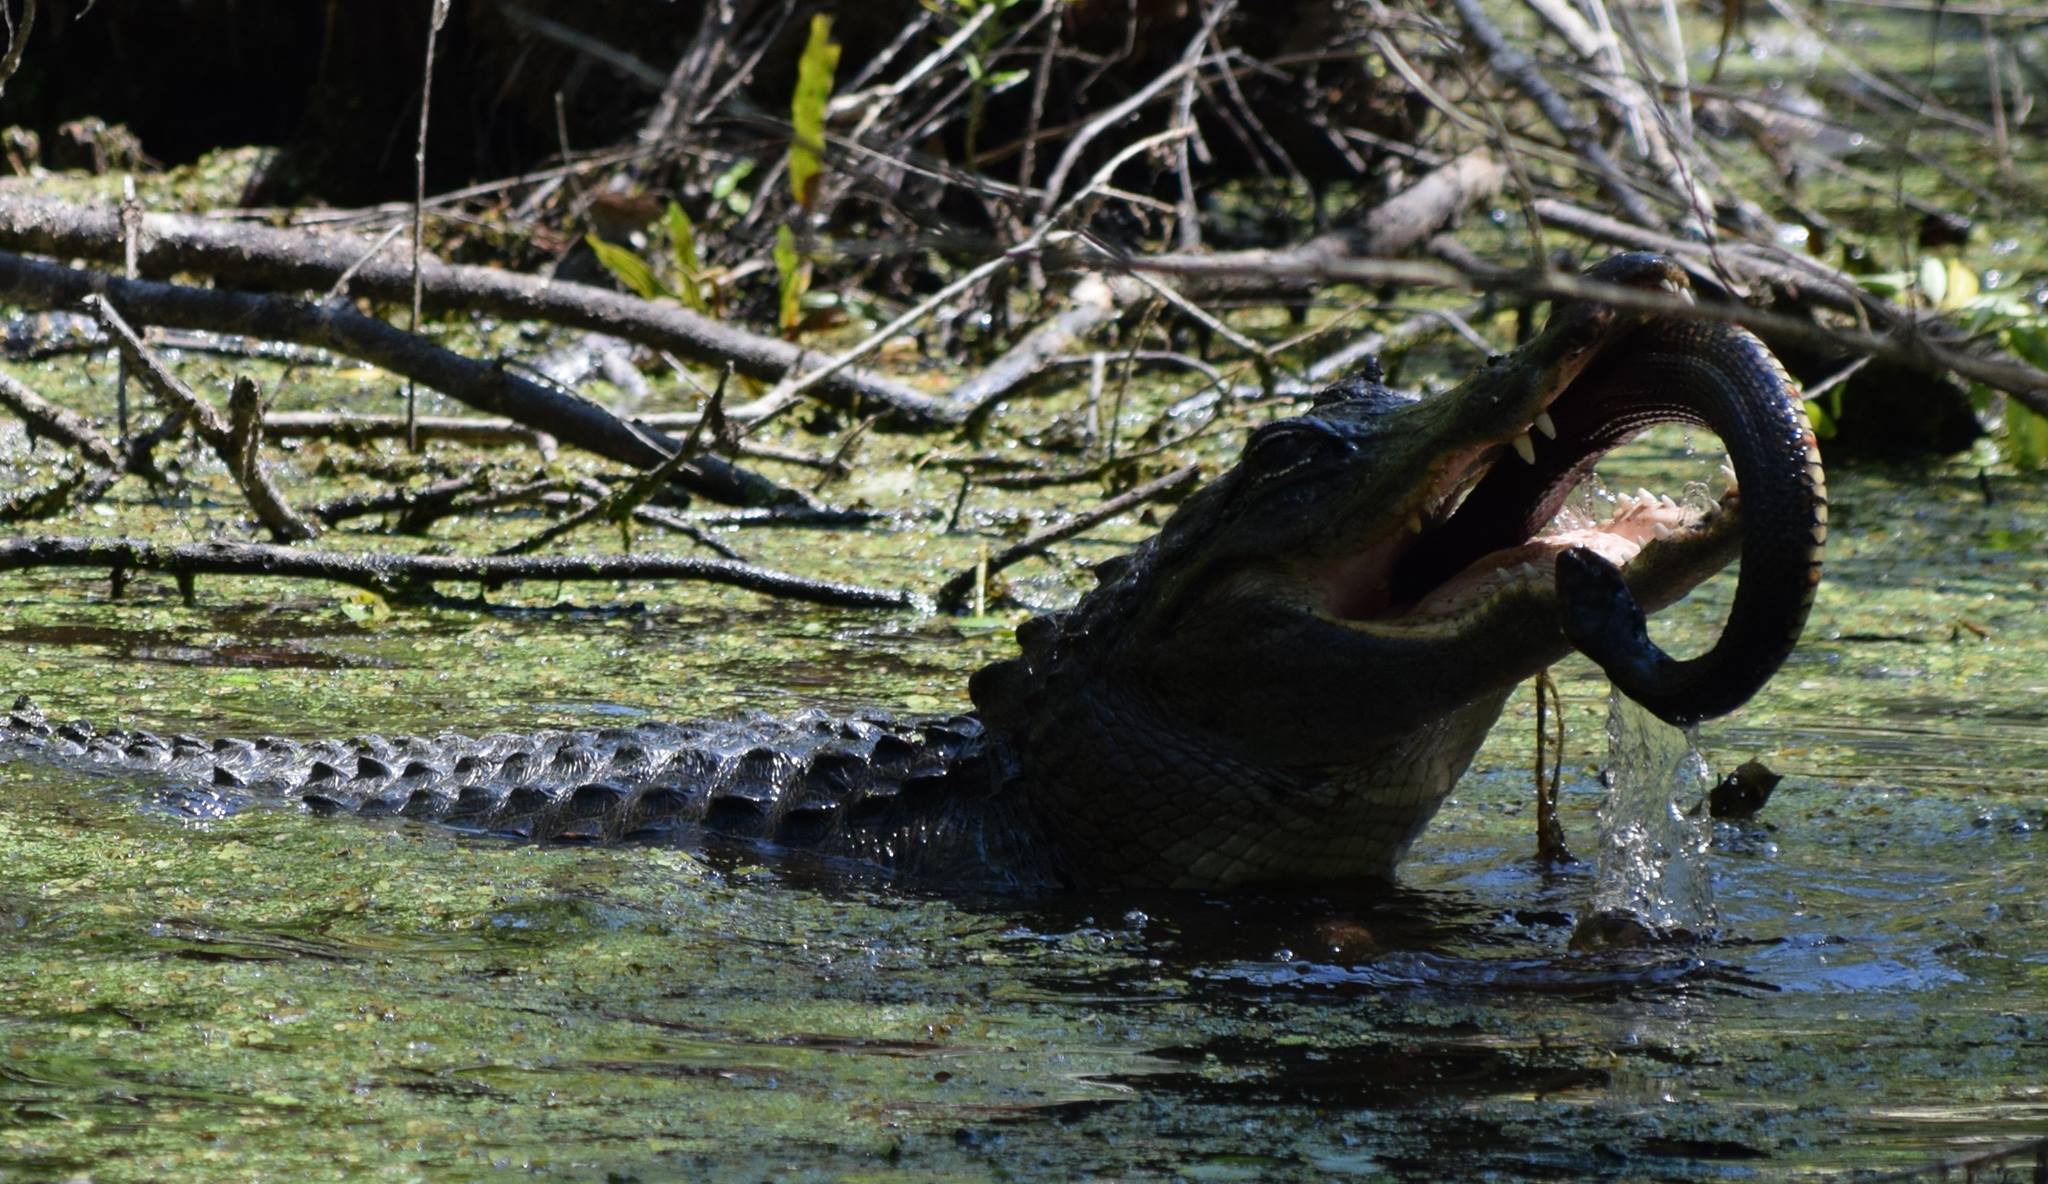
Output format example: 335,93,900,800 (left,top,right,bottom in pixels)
787,14,841,210
1938,258,1979,312
774,224,811,337
585,233,670,302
